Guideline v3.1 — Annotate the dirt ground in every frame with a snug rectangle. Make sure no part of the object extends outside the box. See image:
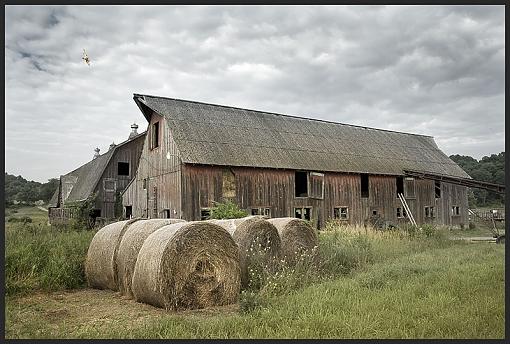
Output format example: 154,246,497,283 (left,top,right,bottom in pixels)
6,288,239,338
